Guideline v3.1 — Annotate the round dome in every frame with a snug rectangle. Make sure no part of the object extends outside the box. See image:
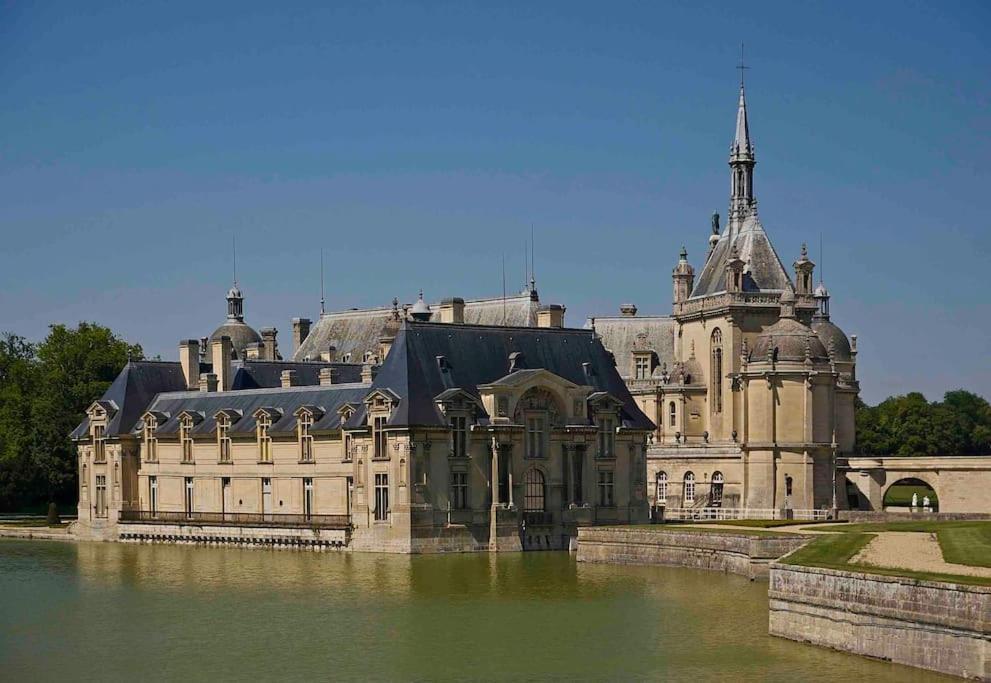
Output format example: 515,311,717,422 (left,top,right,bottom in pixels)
812,318,852,361
751,317,828,363
813,282,829,298
410,291,431,321
210,320,261,358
